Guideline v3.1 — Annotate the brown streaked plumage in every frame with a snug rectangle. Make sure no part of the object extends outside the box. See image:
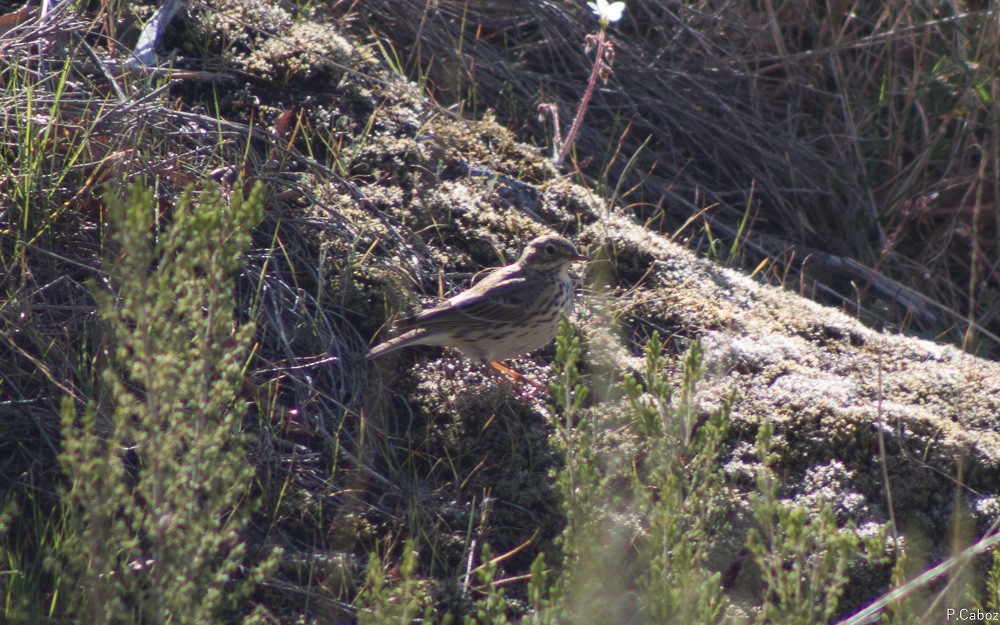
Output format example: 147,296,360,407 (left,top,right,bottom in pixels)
366,234,587,363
